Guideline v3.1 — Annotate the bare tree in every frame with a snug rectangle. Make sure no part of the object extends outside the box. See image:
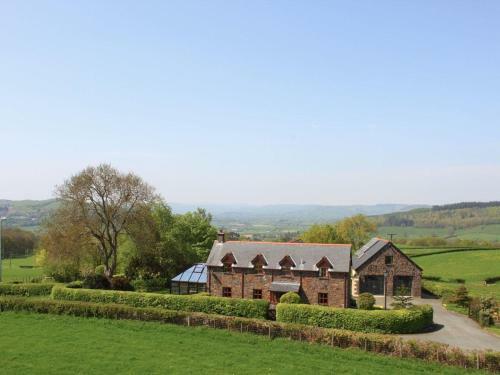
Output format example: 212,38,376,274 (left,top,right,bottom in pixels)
56,164,158,278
